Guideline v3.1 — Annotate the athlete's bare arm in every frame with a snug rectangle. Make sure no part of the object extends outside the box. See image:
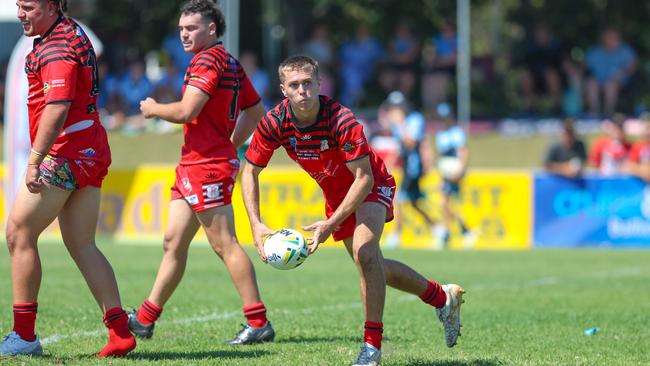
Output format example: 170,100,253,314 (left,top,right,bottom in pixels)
140,86,209,124
241,161,275,261
231,101,264,149
302,155,374,253
26,101,71,193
